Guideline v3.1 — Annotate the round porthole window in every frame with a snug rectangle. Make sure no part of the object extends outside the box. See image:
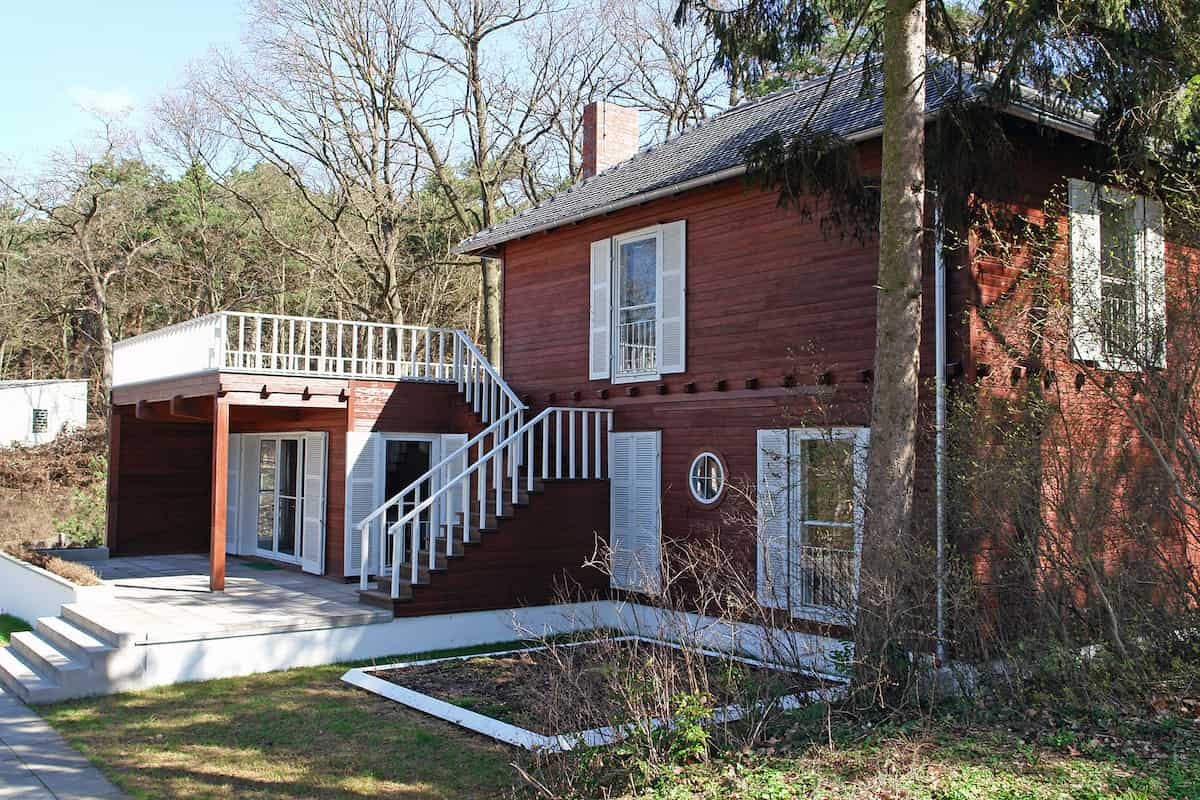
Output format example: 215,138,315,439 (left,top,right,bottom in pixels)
689,452,726,505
